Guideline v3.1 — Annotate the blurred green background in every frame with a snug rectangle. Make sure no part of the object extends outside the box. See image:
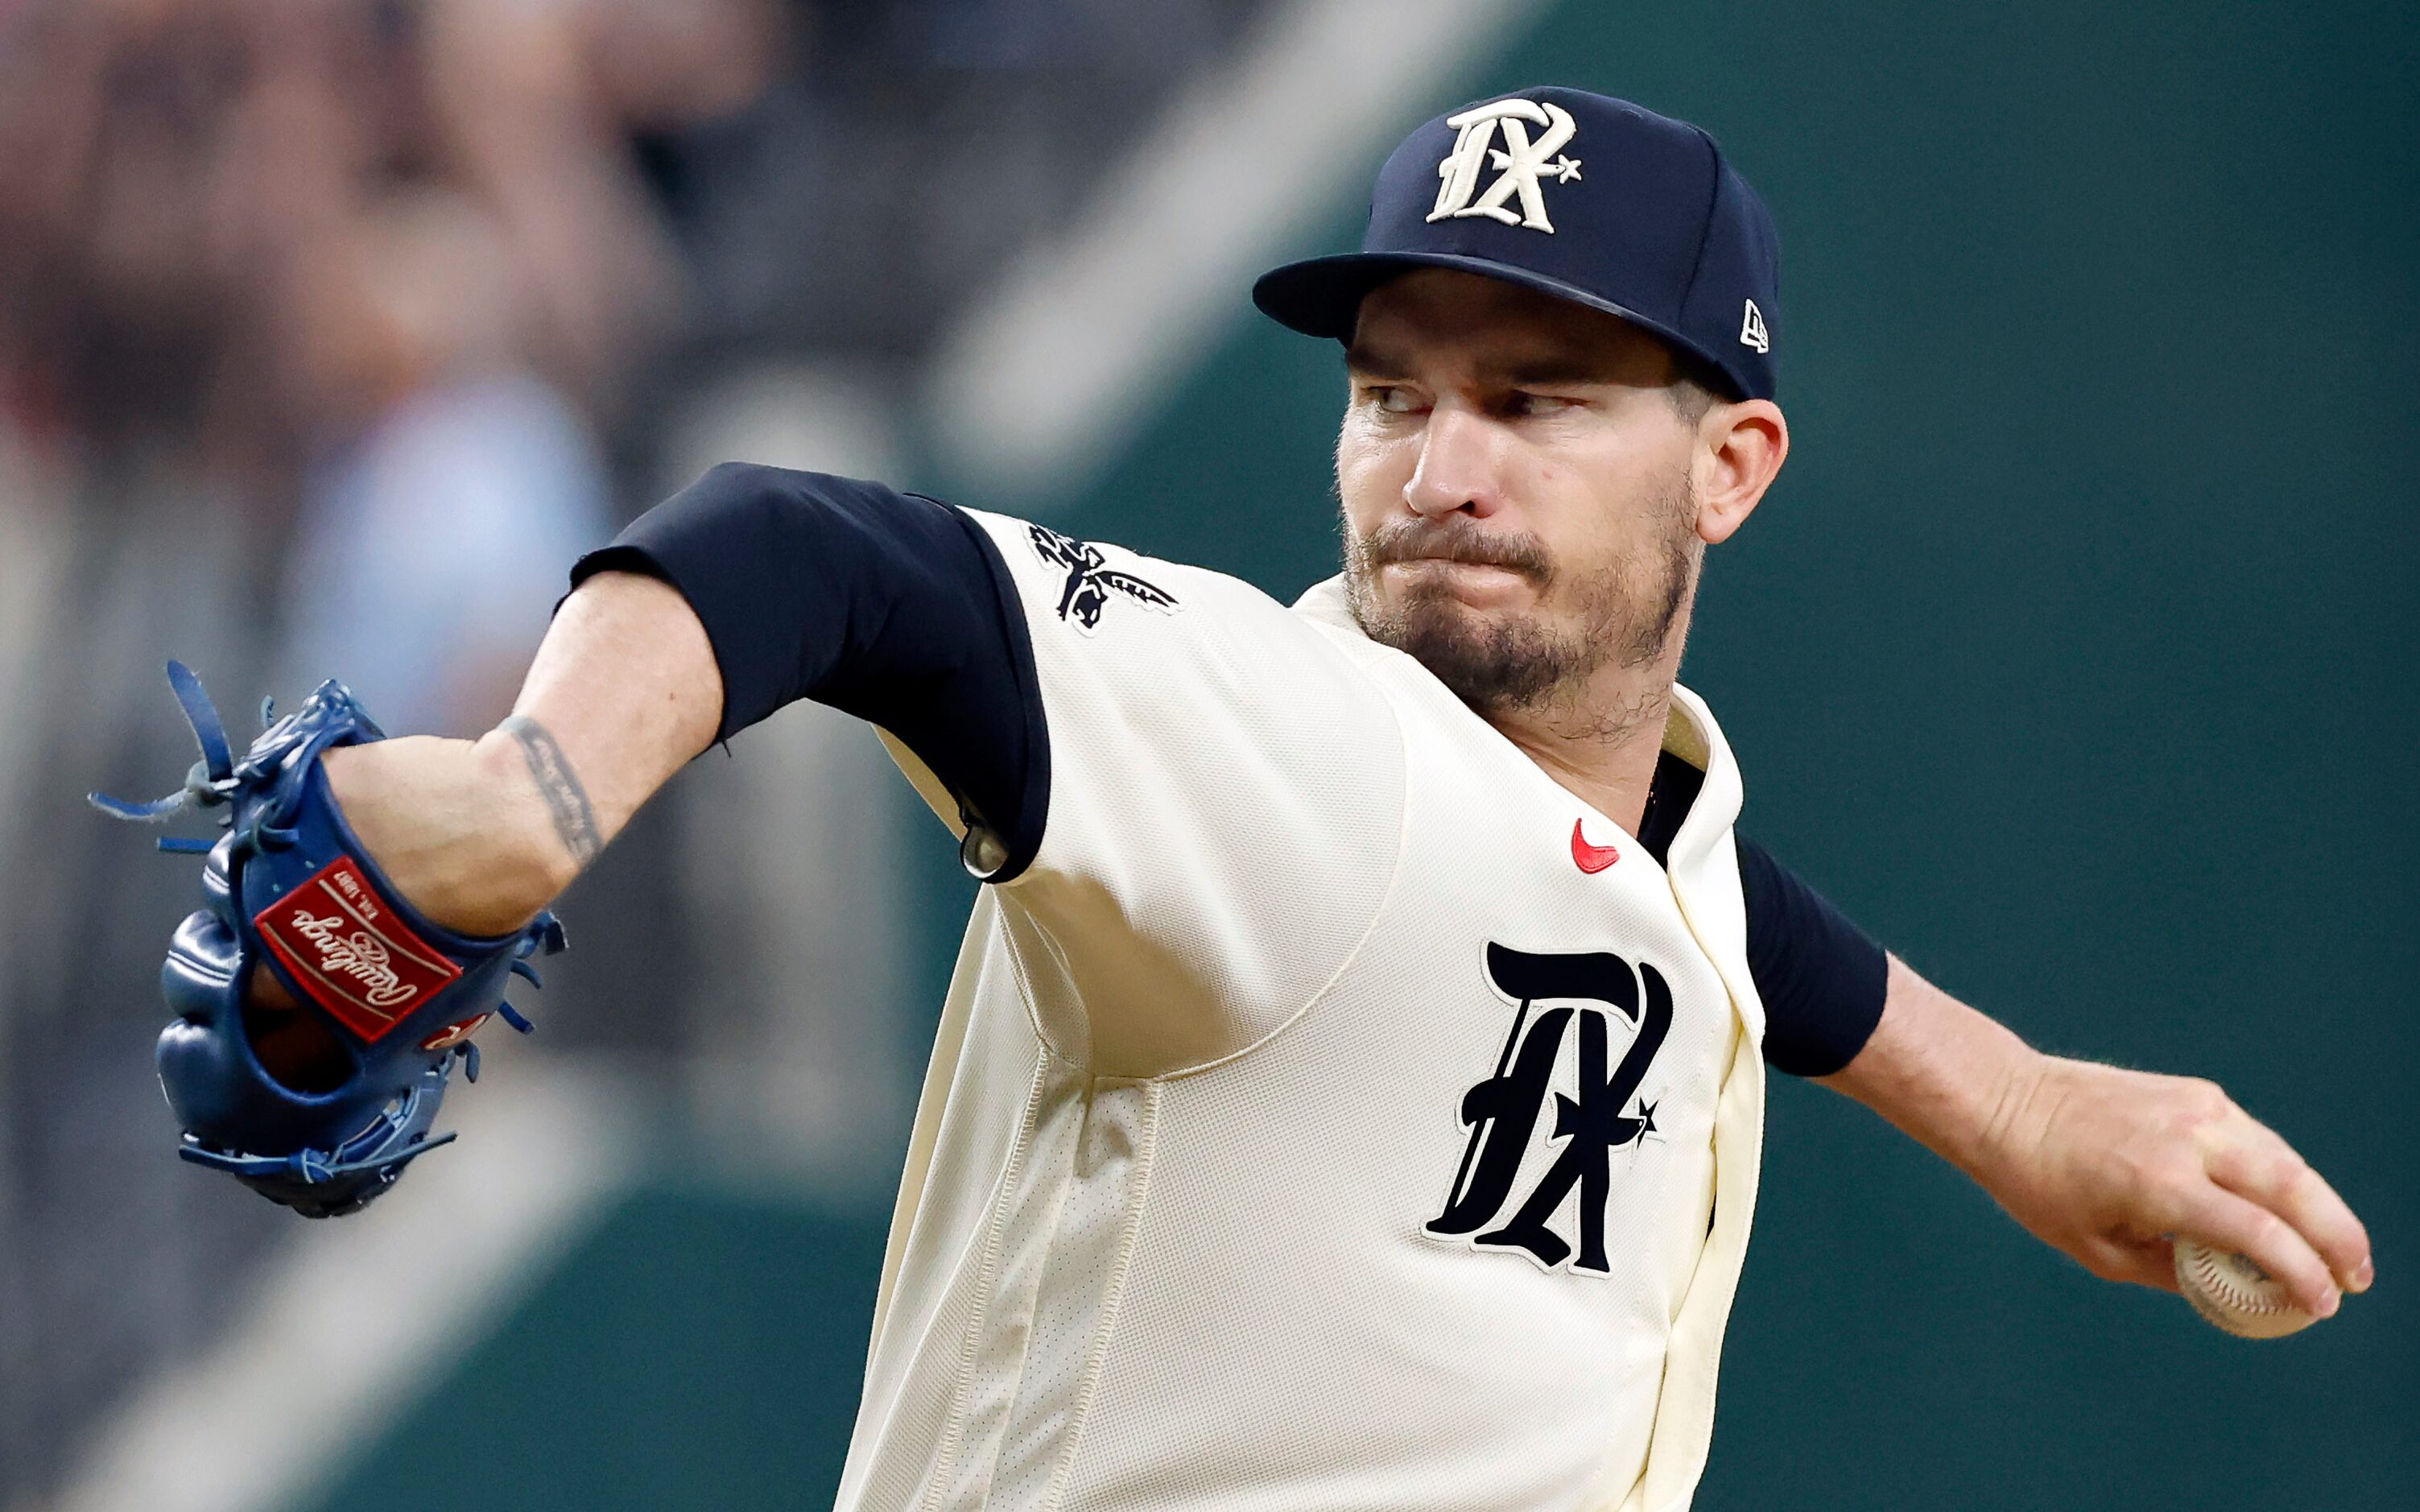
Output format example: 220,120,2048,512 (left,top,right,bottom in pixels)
300,2,2414,1507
